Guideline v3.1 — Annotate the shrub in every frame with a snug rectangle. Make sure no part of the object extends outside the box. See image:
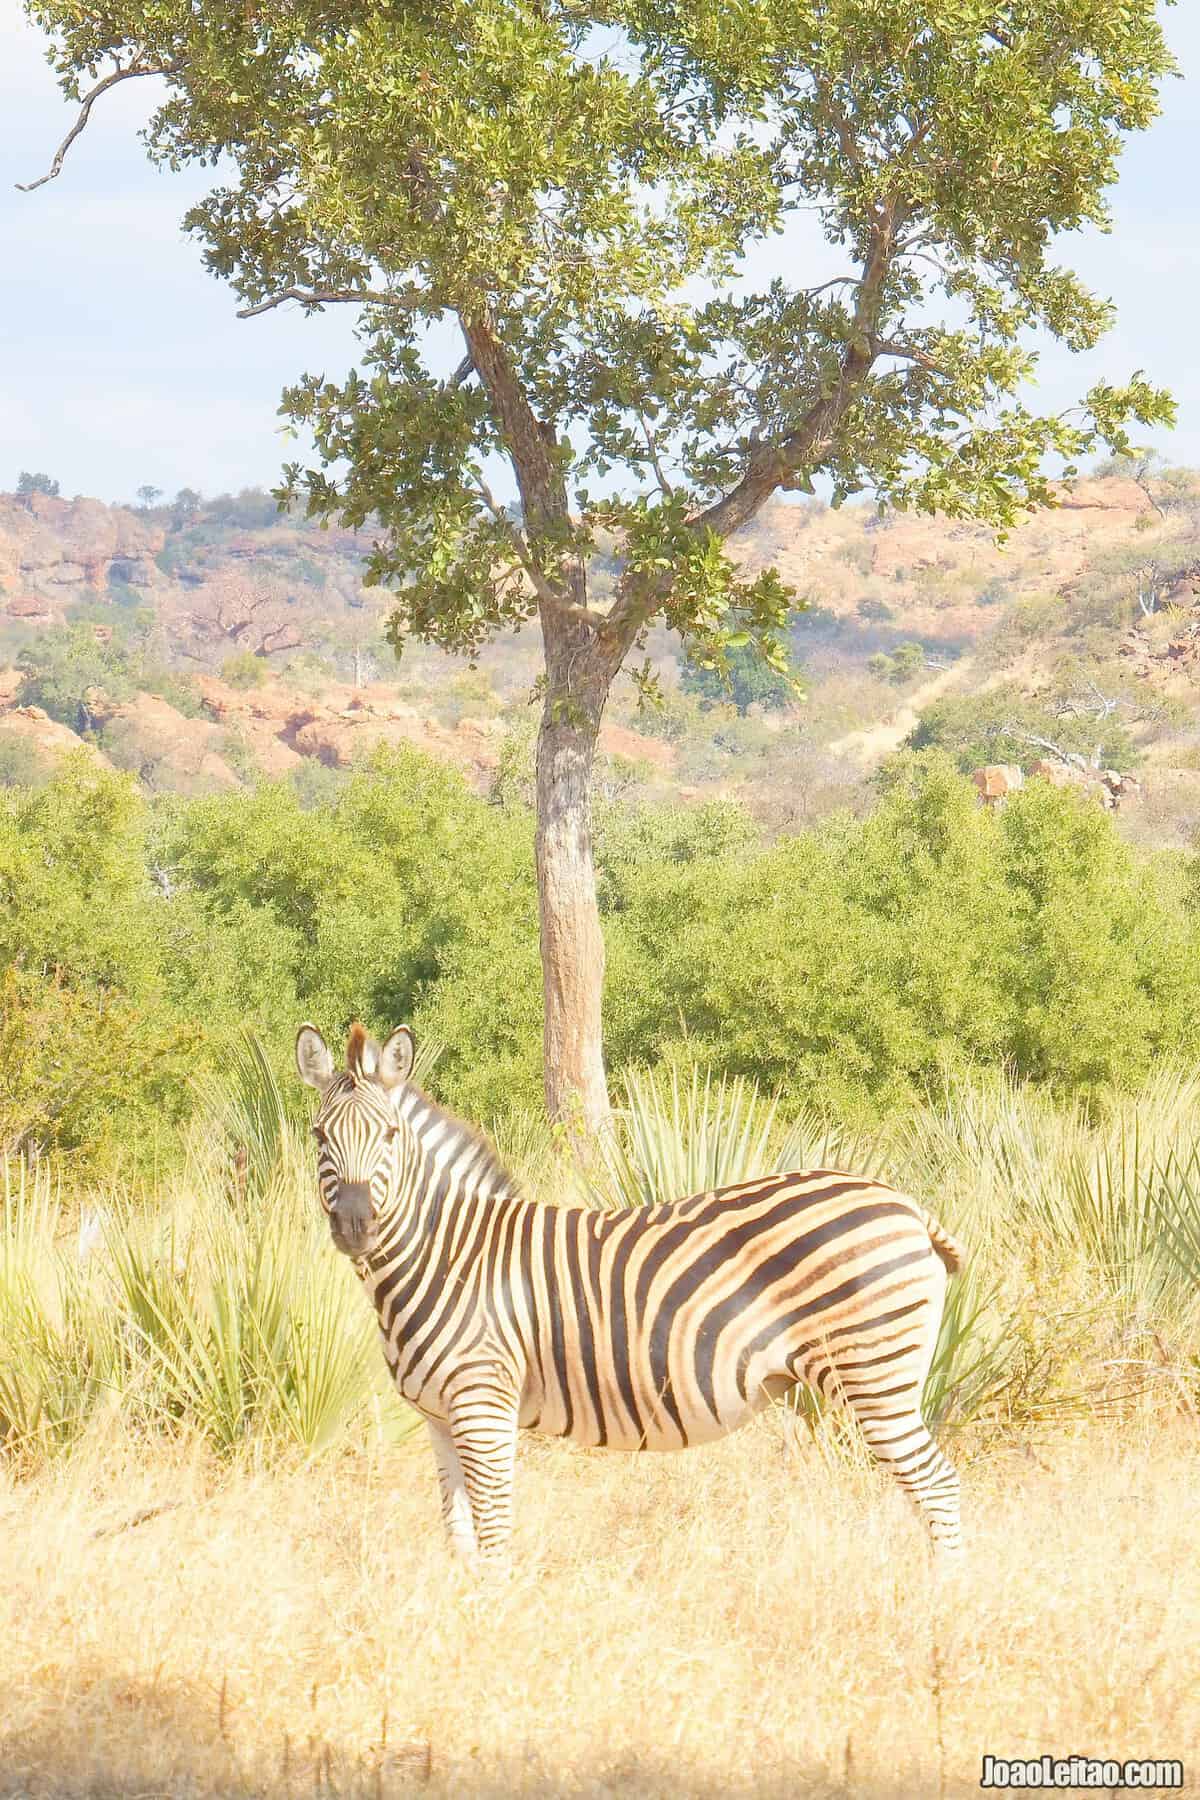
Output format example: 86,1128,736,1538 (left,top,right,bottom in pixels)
835,537,873,575
220,651,269,690
6,741,1200,1181
605,753,1200,1116
867,641,926,684
15,625,138,729
680,641,803,714
0,736,52,790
